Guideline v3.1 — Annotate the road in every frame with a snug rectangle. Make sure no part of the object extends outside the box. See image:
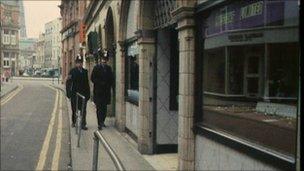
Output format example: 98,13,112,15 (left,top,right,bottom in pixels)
1,79,71,170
